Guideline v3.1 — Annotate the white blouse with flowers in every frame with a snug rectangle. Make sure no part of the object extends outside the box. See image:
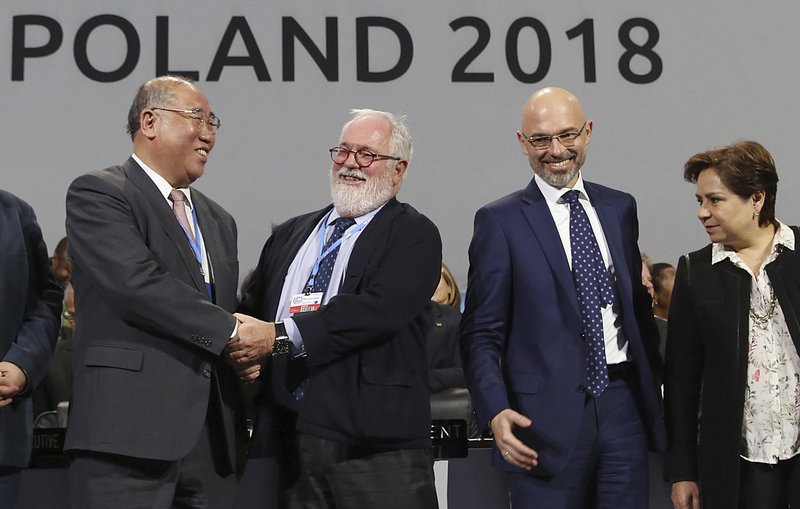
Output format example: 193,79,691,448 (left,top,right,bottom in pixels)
711,221,800,464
